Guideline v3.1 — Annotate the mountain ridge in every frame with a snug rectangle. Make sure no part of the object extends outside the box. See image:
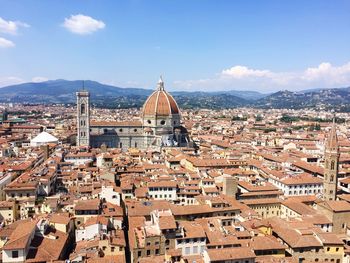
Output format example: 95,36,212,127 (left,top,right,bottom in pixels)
0,79,349,111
